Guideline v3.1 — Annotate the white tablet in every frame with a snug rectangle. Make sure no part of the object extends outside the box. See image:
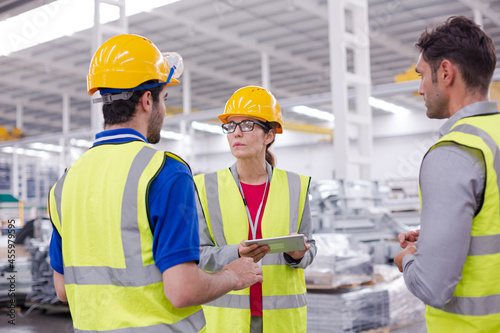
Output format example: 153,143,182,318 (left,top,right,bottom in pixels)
244,234,306,254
